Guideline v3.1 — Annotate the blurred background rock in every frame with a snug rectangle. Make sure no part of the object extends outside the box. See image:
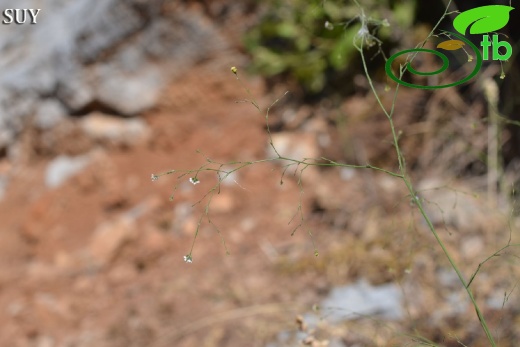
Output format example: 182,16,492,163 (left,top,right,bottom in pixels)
0,1,519,346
